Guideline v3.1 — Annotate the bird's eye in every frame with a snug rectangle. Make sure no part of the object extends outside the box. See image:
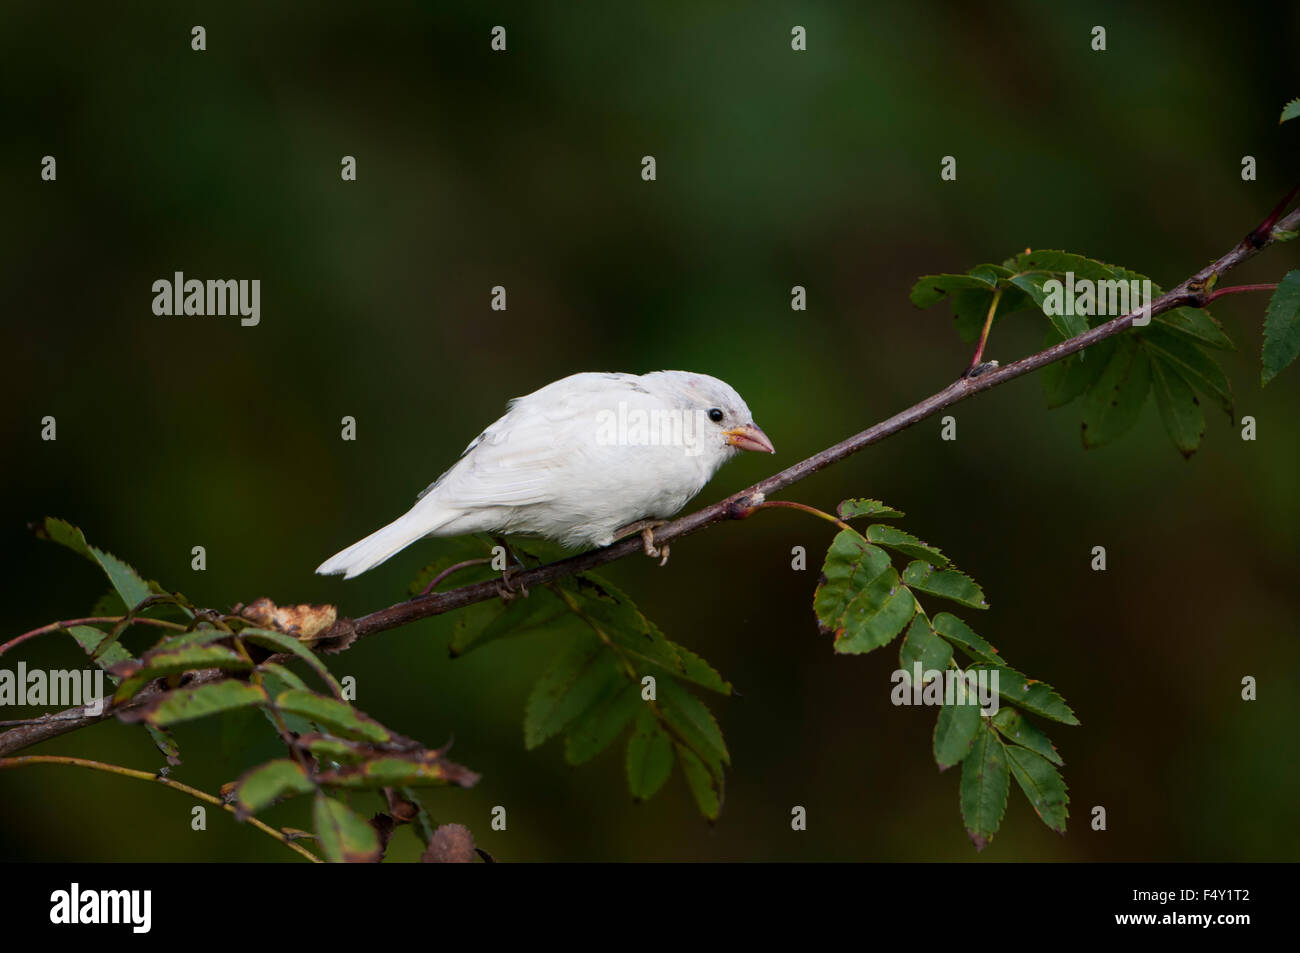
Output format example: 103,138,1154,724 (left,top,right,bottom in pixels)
708,408,724,423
